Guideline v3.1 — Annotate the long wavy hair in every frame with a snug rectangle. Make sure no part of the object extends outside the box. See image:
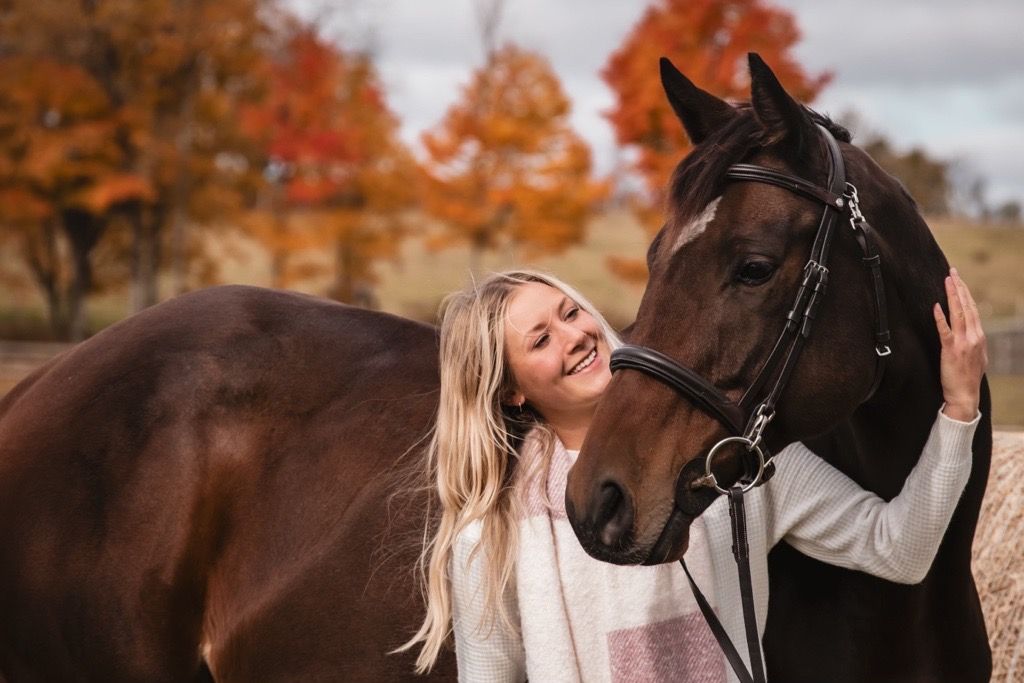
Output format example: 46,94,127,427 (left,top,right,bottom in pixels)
395,270,622,673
